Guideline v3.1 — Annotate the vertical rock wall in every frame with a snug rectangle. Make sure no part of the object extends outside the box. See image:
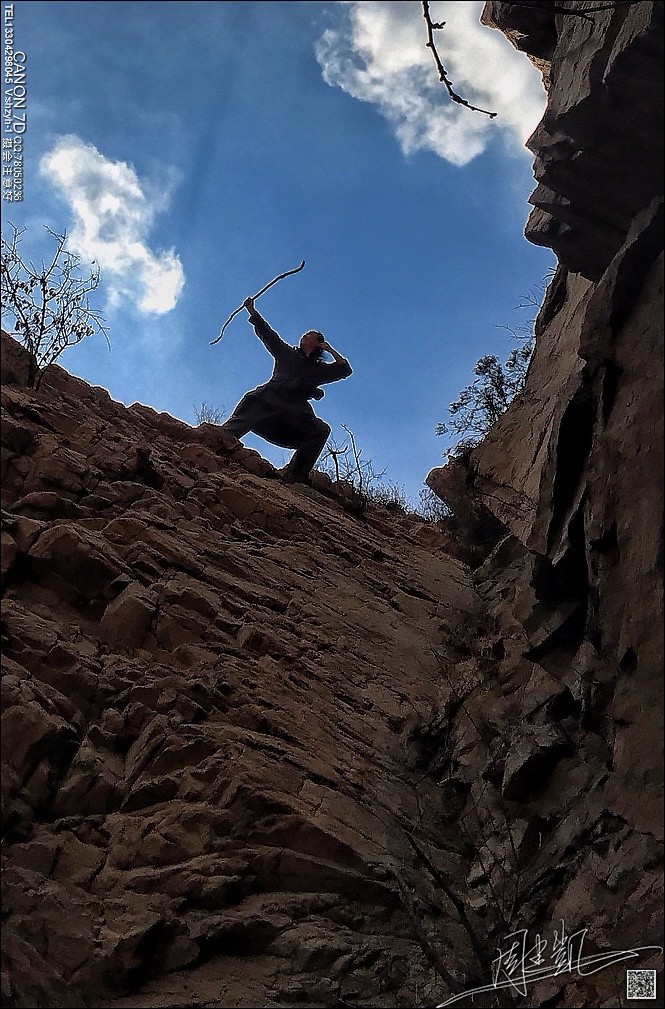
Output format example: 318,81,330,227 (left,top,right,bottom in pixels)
428,3,663,1003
